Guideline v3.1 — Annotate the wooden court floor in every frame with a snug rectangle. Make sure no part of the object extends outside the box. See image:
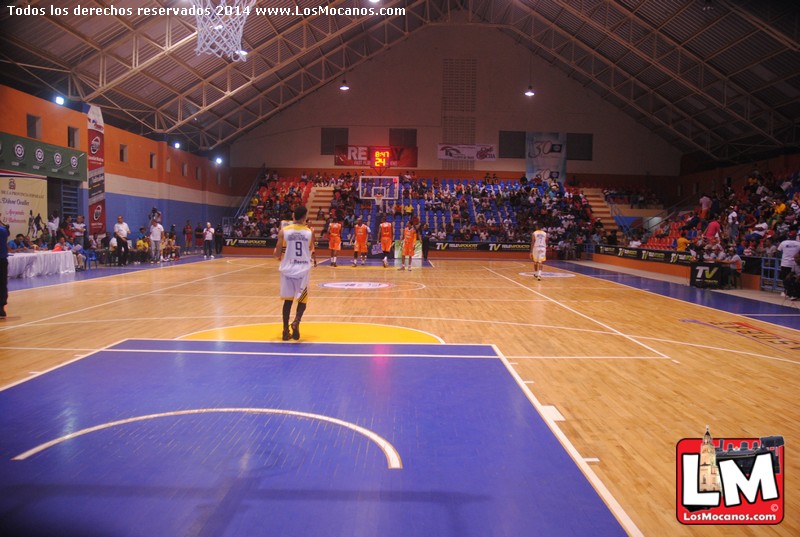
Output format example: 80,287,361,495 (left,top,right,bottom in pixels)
1,256,797,536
